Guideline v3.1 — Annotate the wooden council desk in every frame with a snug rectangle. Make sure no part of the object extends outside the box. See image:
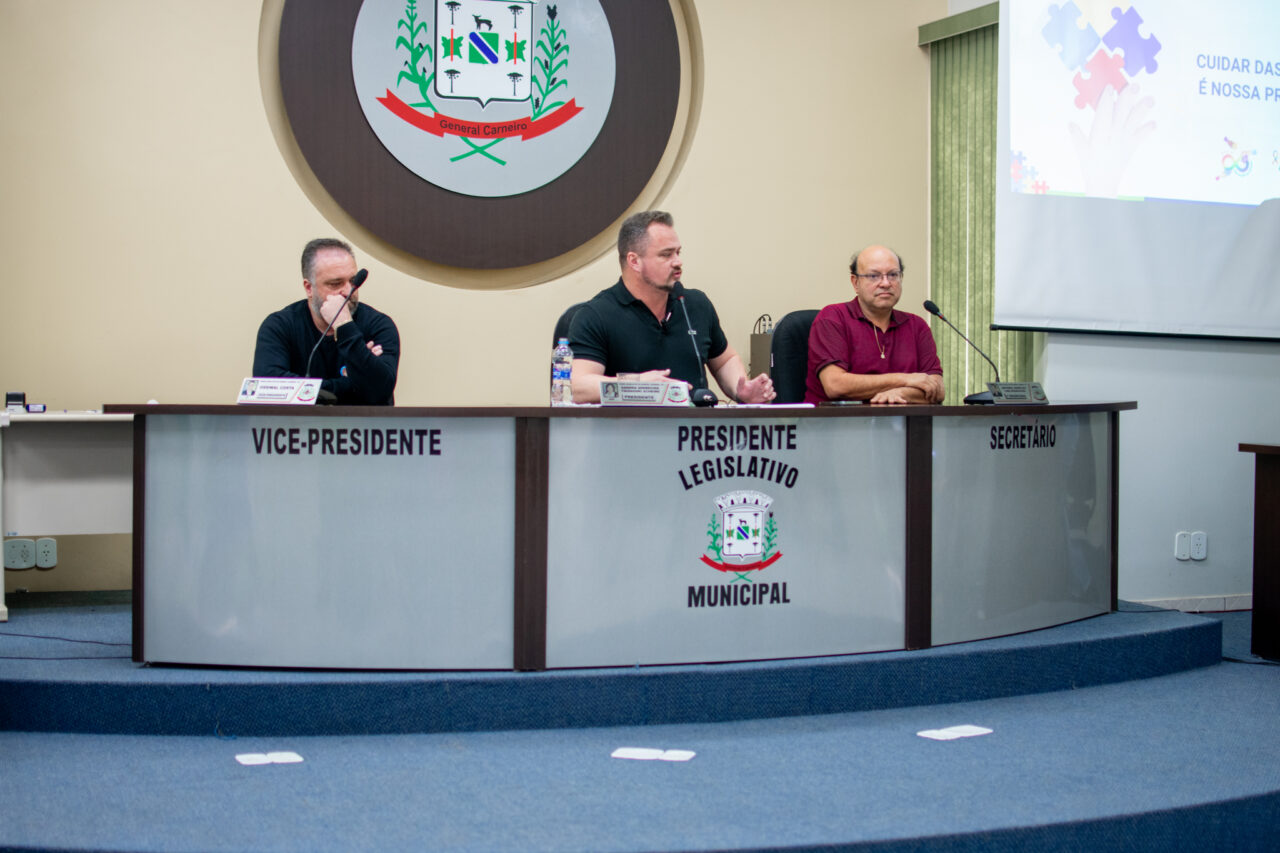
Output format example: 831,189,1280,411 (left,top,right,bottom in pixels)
107,402,1134,670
